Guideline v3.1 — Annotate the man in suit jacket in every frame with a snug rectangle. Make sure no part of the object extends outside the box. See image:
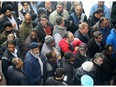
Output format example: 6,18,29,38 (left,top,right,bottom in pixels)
2,40,21,81
0,4,20,33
